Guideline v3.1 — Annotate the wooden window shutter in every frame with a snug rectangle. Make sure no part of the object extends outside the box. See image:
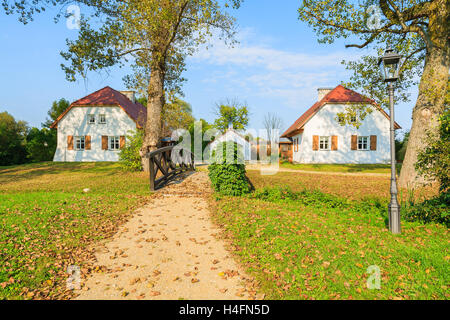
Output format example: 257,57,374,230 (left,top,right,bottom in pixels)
370,135,377,151
102,136,108,150
120,136,126,149
351,135,357,150
312,135,319,151
67,136,74,150
331,136,338,151
85,136,91,150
